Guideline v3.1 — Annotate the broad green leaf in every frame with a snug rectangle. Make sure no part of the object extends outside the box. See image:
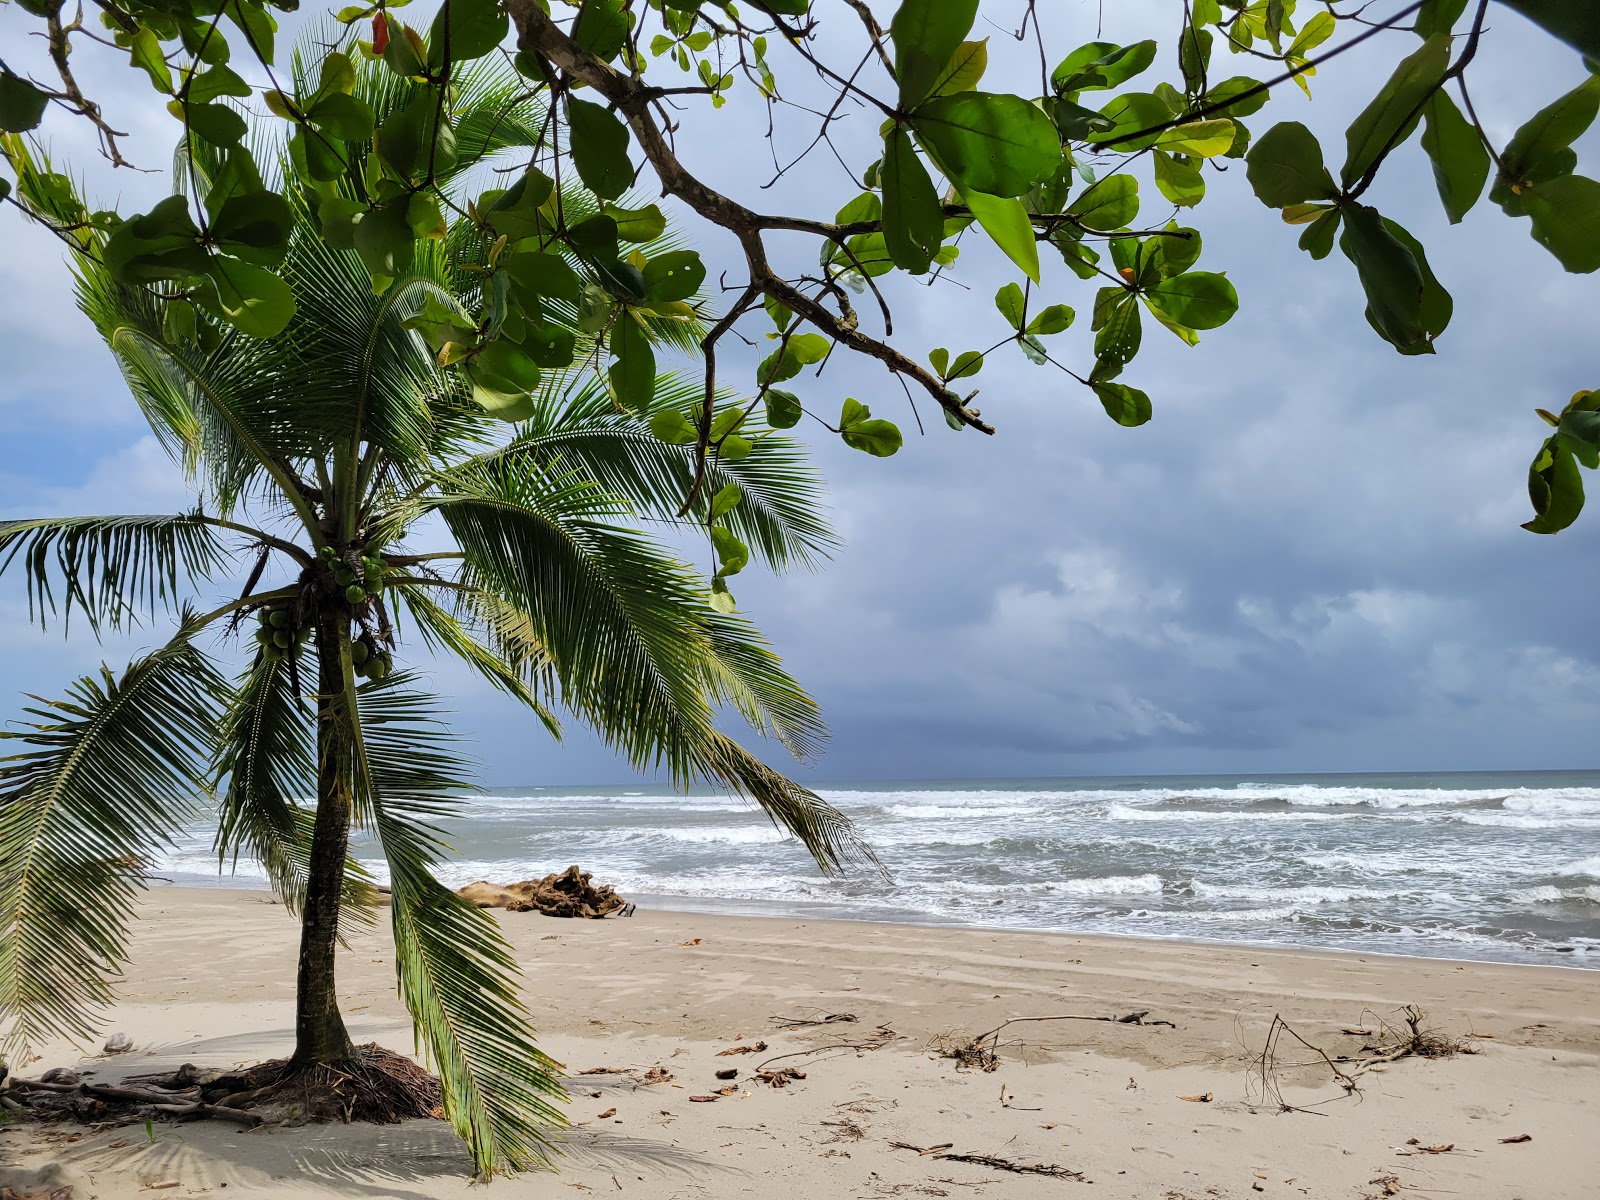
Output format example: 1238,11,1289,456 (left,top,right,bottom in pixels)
225,2,277,67
913,93,1061,198
1341,34,1450,187
1289,11,1337,56
521,323,577,369
197,256,296,338
926,40,988,100
1154,151,1205,207
1421,89,1489,223
650,409,698,444
1339,204,1428,352
765,389,803,429
1051,41,1158,95
1068,174,1139,230
1205,76,1270,118
1026,304,1074,336
890,0,979,107
711,527,749,577
1146,271,1238,331
710,482,742,520
0,72,50,133
567,98,634,200
1155,119,1235,158
308,92,376,142
505,250,581,303
1246,122,1337,206
211,191,293,267
1516,174,1600,273
1086,92,1171,152
1092,293,1142,376
429,0,510,64
1495,0,1600,60
1298,208,1343,259
994,282,1025,329
608,315,656,411
1524,437,1585,533
838,398,903,457
948,350,984,380
882,128,943,273
571,0,628,62
471,387,536,423
185,65,251,104
643,250,706,303
1416,0,1470,37
1093,381,1152,427
1149,226,1202,278
592,257,648,305
101,195,208,284
352,200,416,277
185,101,248,146
603,203,667,242
1373,217,1453,354
470,340,542,394
958,186,1040,281
129,27,173,92
1500,76,1600,186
